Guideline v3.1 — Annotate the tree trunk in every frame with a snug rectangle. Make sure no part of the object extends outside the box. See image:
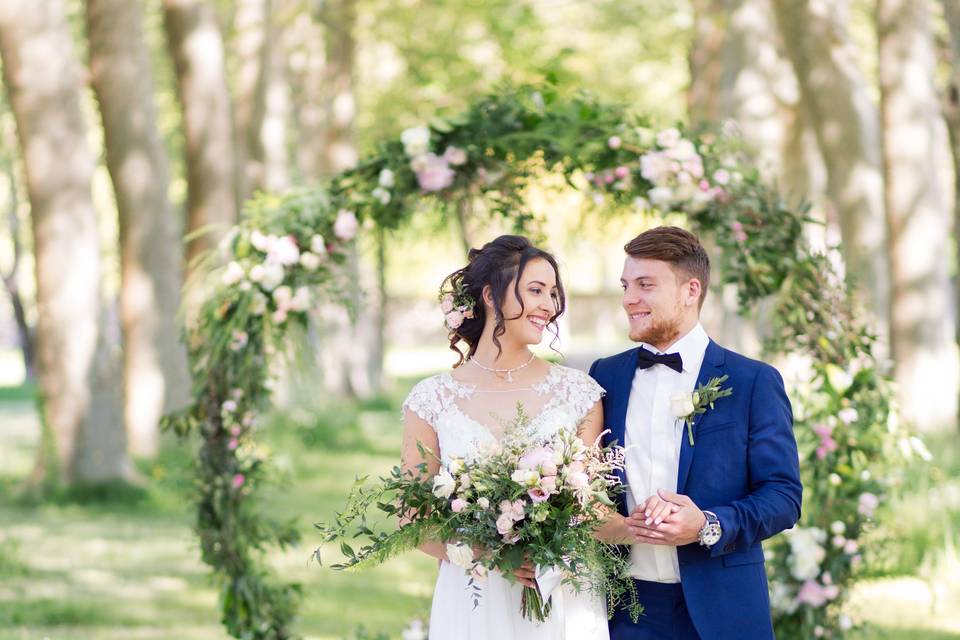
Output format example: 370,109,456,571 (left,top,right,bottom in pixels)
0,118,34,380
232,0,271,198
86,0,192,458
0,0,131,485
310,0,382,398
689,0,810,356
771,0,890,339
878,0,958,432
688,0,726,127
162,0,240,277
940,0,960,426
